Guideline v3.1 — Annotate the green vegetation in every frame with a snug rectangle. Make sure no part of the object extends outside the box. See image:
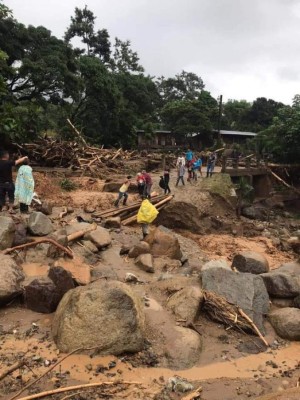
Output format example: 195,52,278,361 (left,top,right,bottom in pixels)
60,178,77,192
0,1,299,162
